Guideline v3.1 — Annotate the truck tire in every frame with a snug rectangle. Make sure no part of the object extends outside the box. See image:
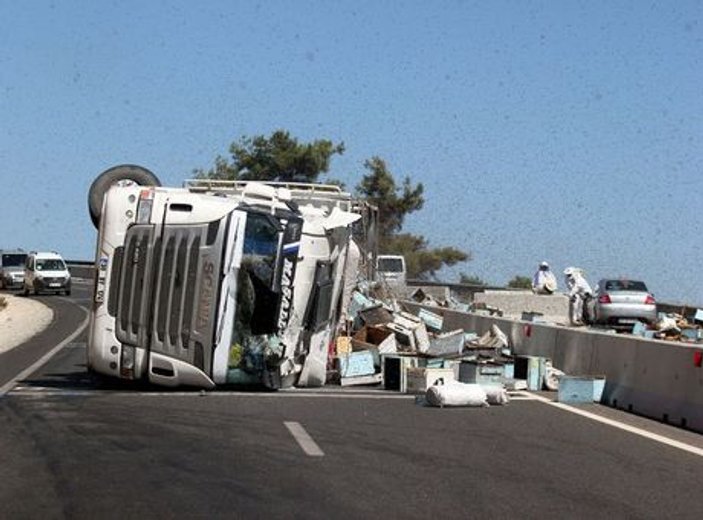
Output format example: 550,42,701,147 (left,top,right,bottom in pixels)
88,164,161,229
